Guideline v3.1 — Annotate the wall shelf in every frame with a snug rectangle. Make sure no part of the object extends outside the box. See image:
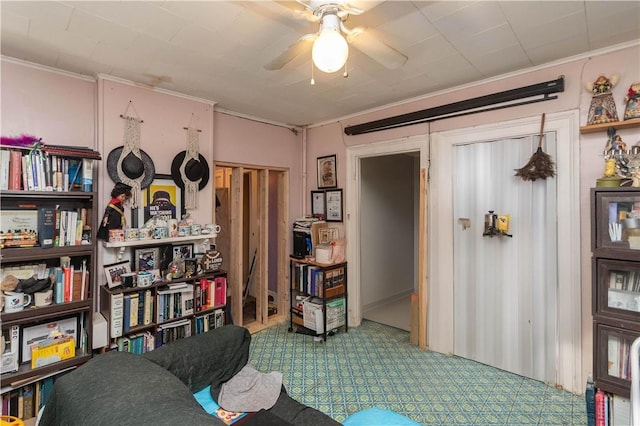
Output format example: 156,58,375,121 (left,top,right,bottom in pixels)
104,234,214,260
580,118,640,134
